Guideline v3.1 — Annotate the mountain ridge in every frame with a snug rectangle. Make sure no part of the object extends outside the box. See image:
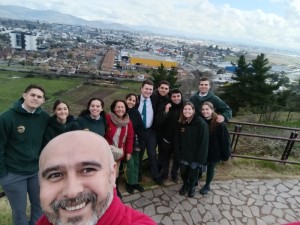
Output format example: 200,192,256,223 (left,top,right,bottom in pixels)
0,5,131,31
